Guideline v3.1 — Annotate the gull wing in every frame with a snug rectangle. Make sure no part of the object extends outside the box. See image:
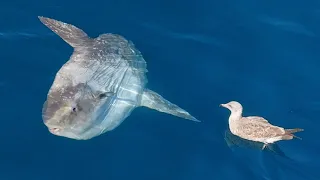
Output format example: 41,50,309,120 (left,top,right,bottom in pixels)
237,116,285,140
